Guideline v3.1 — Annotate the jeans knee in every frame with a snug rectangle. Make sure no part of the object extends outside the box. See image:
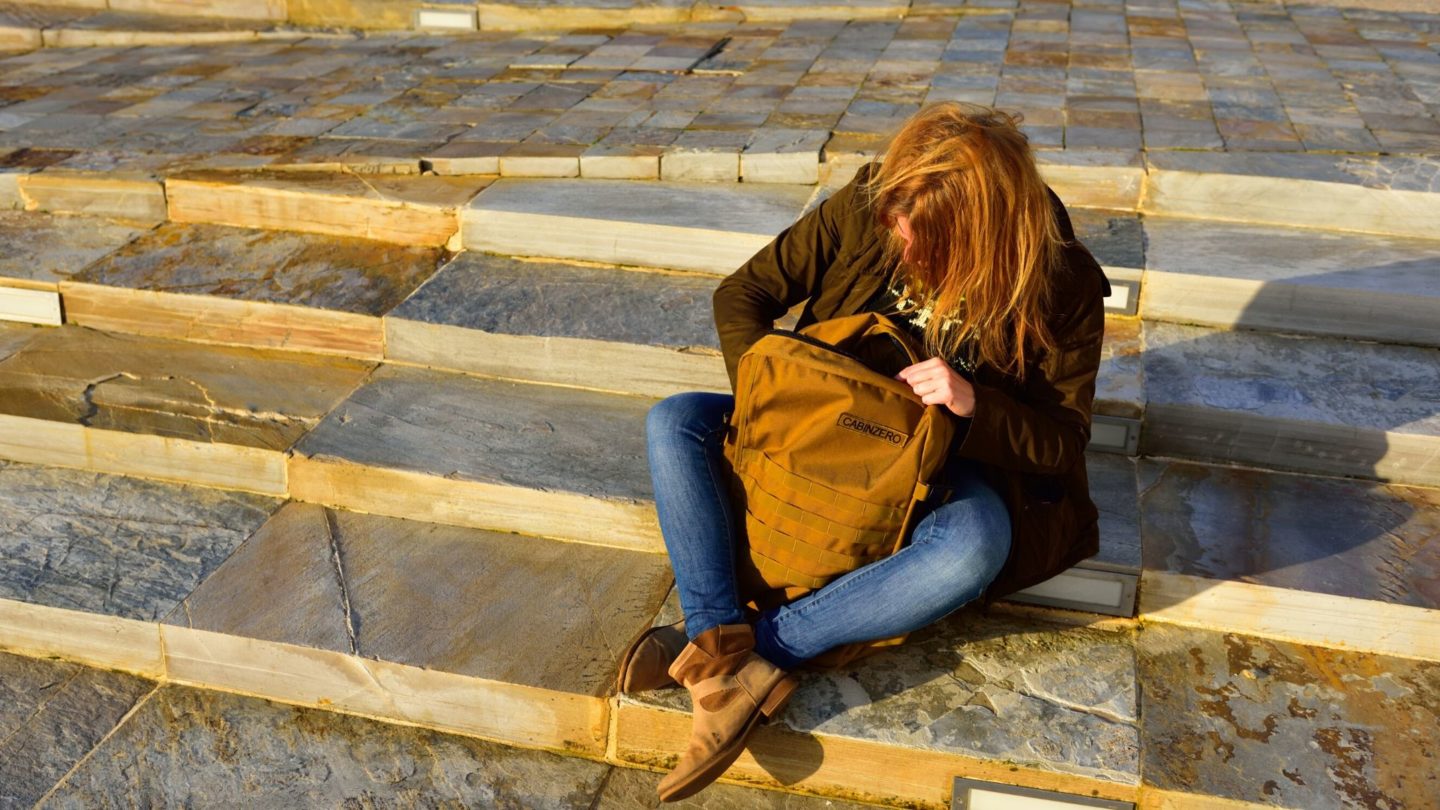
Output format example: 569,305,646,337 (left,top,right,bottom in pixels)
647,392,705,441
